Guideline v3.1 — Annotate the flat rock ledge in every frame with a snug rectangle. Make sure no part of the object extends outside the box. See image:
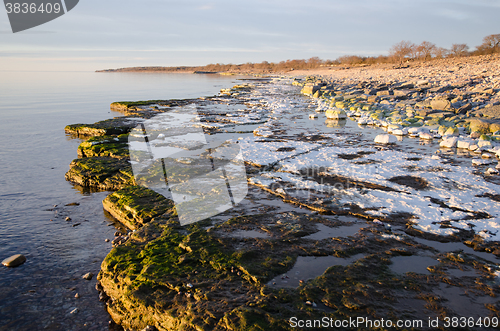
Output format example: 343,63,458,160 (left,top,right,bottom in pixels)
66,82,500,330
